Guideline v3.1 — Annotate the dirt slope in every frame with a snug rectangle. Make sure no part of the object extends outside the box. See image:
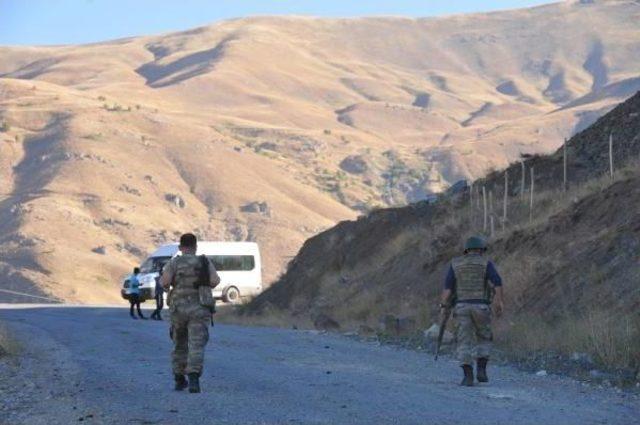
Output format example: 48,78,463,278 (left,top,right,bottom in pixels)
1,0,640,302
248,91,640,352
